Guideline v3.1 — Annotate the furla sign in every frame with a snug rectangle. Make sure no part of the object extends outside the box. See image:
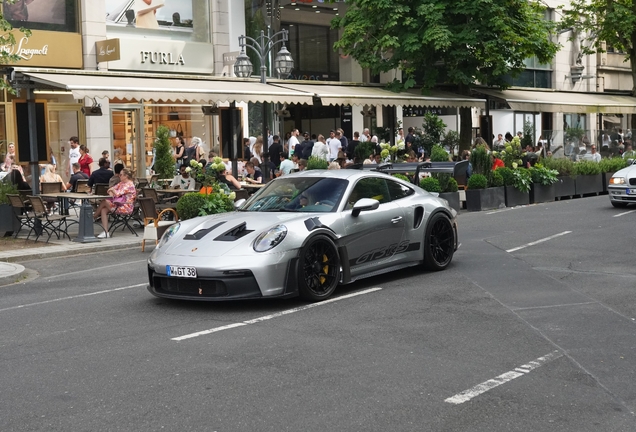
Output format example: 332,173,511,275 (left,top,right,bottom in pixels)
107,38,213,74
